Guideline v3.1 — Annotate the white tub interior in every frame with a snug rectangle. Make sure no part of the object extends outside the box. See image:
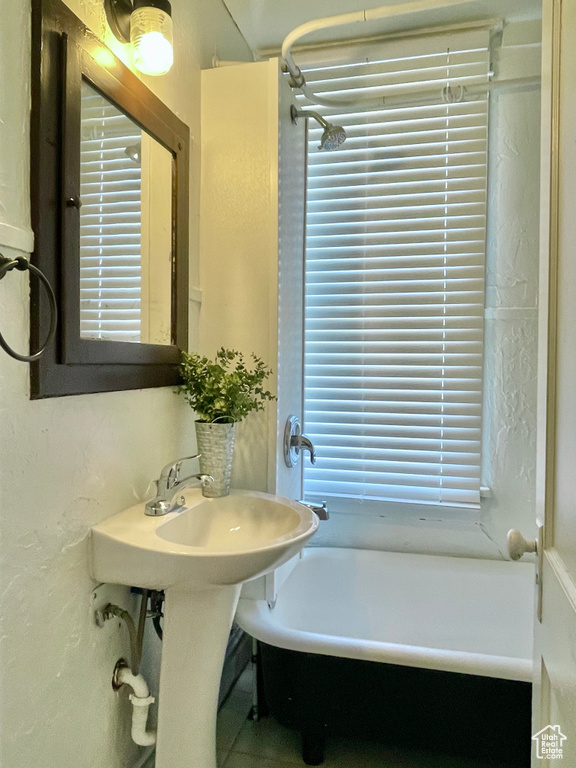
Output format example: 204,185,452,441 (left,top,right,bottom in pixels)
236,547,535,682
